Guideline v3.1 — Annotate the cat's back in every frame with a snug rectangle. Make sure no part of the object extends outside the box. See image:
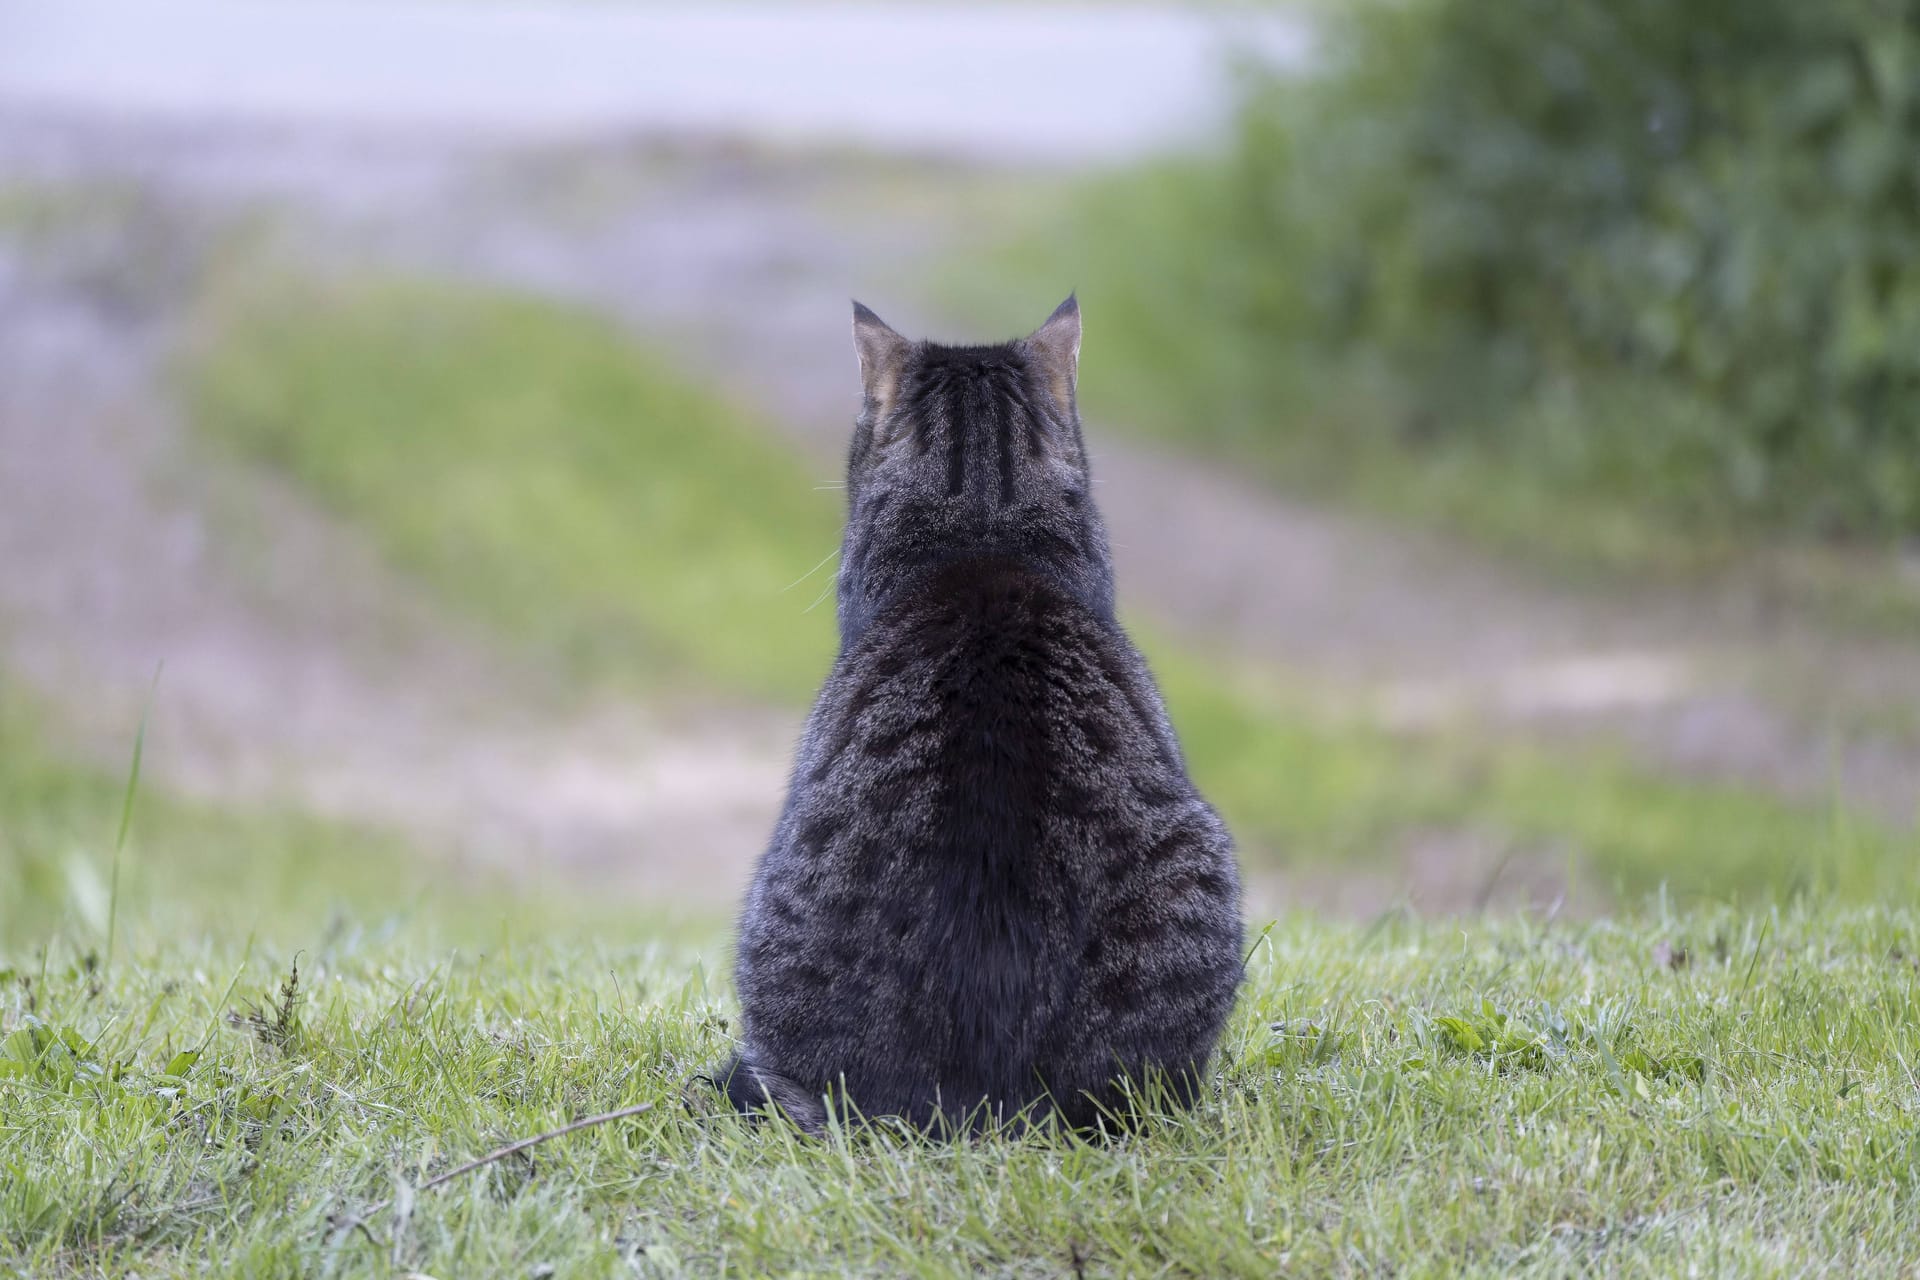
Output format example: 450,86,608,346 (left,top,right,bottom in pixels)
738,557,1236,1119
728,300,1241,1133
807,556,1193,858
